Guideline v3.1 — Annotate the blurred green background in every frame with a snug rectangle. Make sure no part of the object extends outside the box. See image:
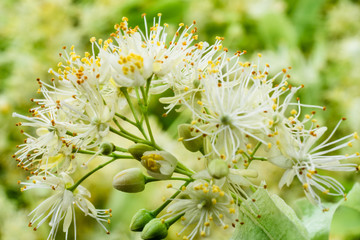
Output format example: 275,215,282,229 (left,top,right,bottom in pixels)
1,0,360,239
